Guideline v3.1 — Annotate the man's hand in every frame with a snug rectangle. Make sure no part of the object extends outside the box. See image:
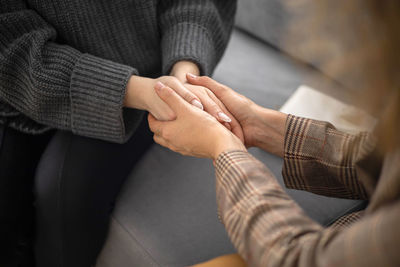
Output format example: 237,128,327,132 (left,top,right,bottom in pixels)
148,82,246,160
187,74,288,157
